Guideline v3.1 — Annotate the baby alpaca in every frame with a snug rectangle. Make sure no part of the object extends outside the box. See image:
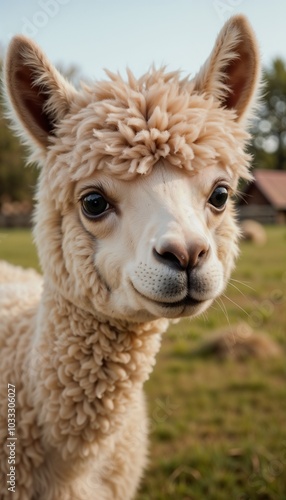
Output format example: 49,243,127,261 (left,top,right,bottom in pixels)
0,15,260,499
